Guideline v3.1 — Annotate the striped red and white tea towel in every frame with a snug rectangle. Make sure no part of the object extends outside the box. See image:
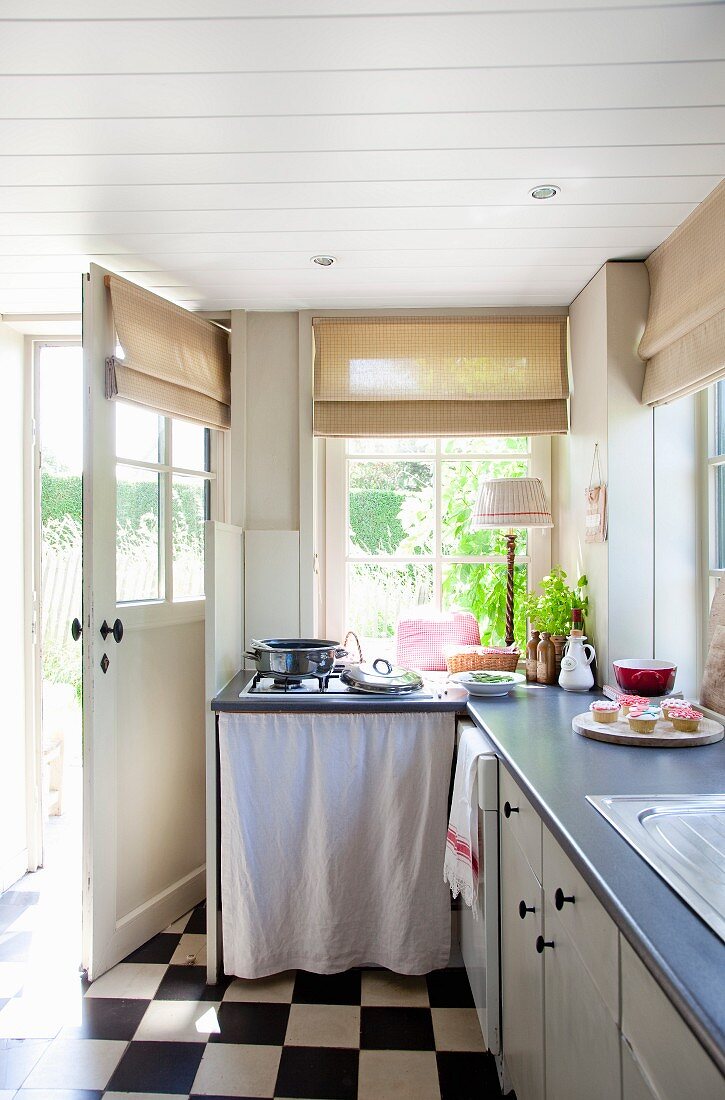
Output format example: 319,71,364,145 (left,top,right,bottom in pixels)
443,723,490,913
